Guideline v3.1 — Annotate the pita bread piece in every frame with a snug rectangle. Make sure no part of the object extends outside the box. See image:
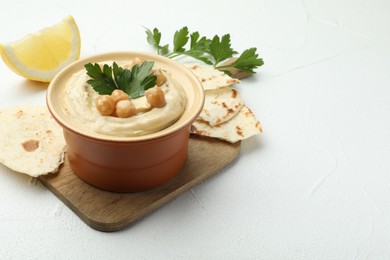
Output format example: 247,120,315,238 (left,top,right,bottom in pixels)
185,63,240,90
191,106,262,143
199,87,245,126
0,106,66,177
